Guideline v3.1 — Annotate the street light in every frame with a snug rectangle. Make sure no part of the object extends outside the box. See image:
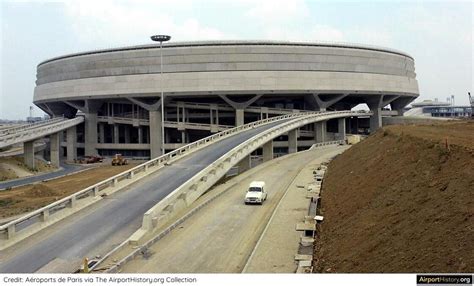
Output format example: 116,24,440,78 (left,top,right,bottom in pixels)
151,34,171,155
